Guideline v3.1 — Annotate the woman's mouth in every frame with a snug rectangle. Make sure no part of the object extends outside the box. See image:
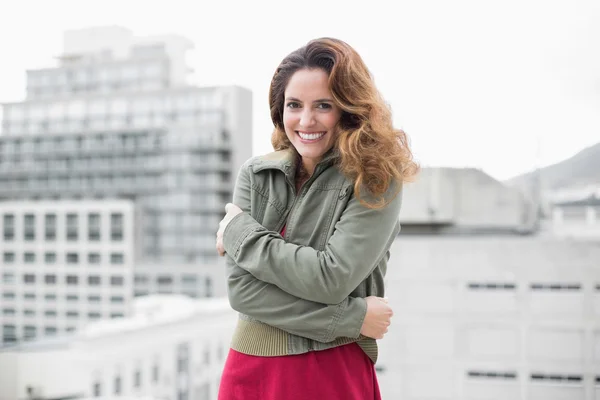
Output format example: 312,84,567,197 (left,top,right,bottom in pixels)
296,131,326,142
